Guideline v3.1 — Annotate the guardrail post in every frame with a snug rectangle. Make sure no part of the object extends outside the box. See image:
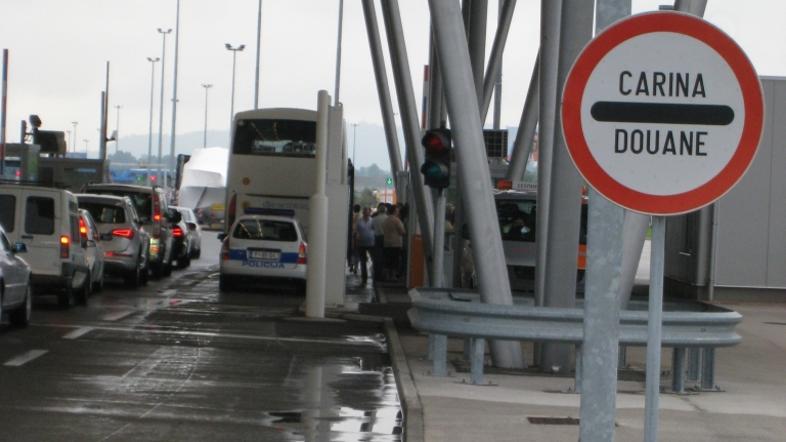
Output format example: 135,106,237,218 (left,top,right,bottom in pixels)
701,347,716,390
470,338,485,385
687,348,701,382
574,344,582,393
618,345,628,369
432,334,448,376
671,348,686,393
